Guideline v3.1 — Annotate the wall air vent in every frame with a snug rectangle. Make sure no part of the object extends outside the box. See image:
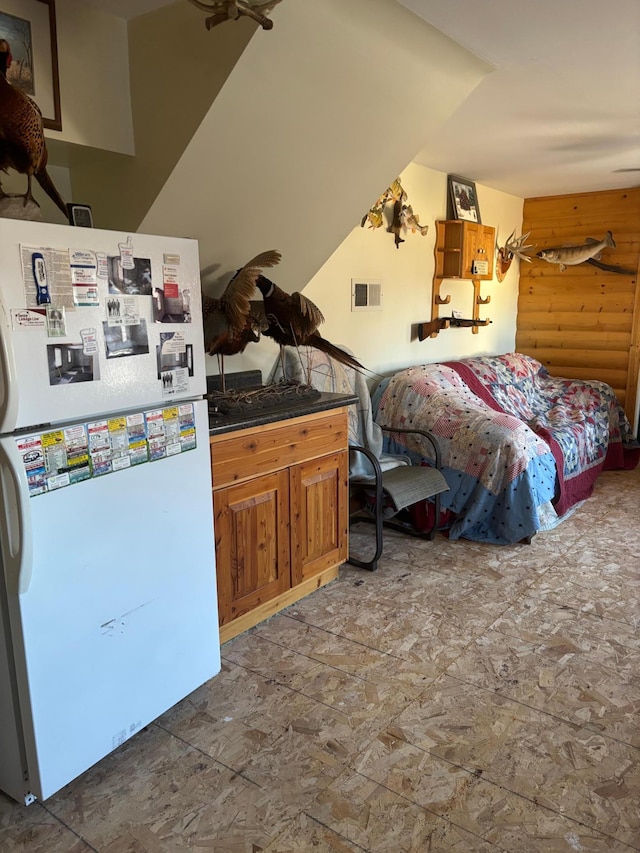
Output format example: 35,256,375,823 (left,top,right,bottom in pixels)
351,278,383,312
